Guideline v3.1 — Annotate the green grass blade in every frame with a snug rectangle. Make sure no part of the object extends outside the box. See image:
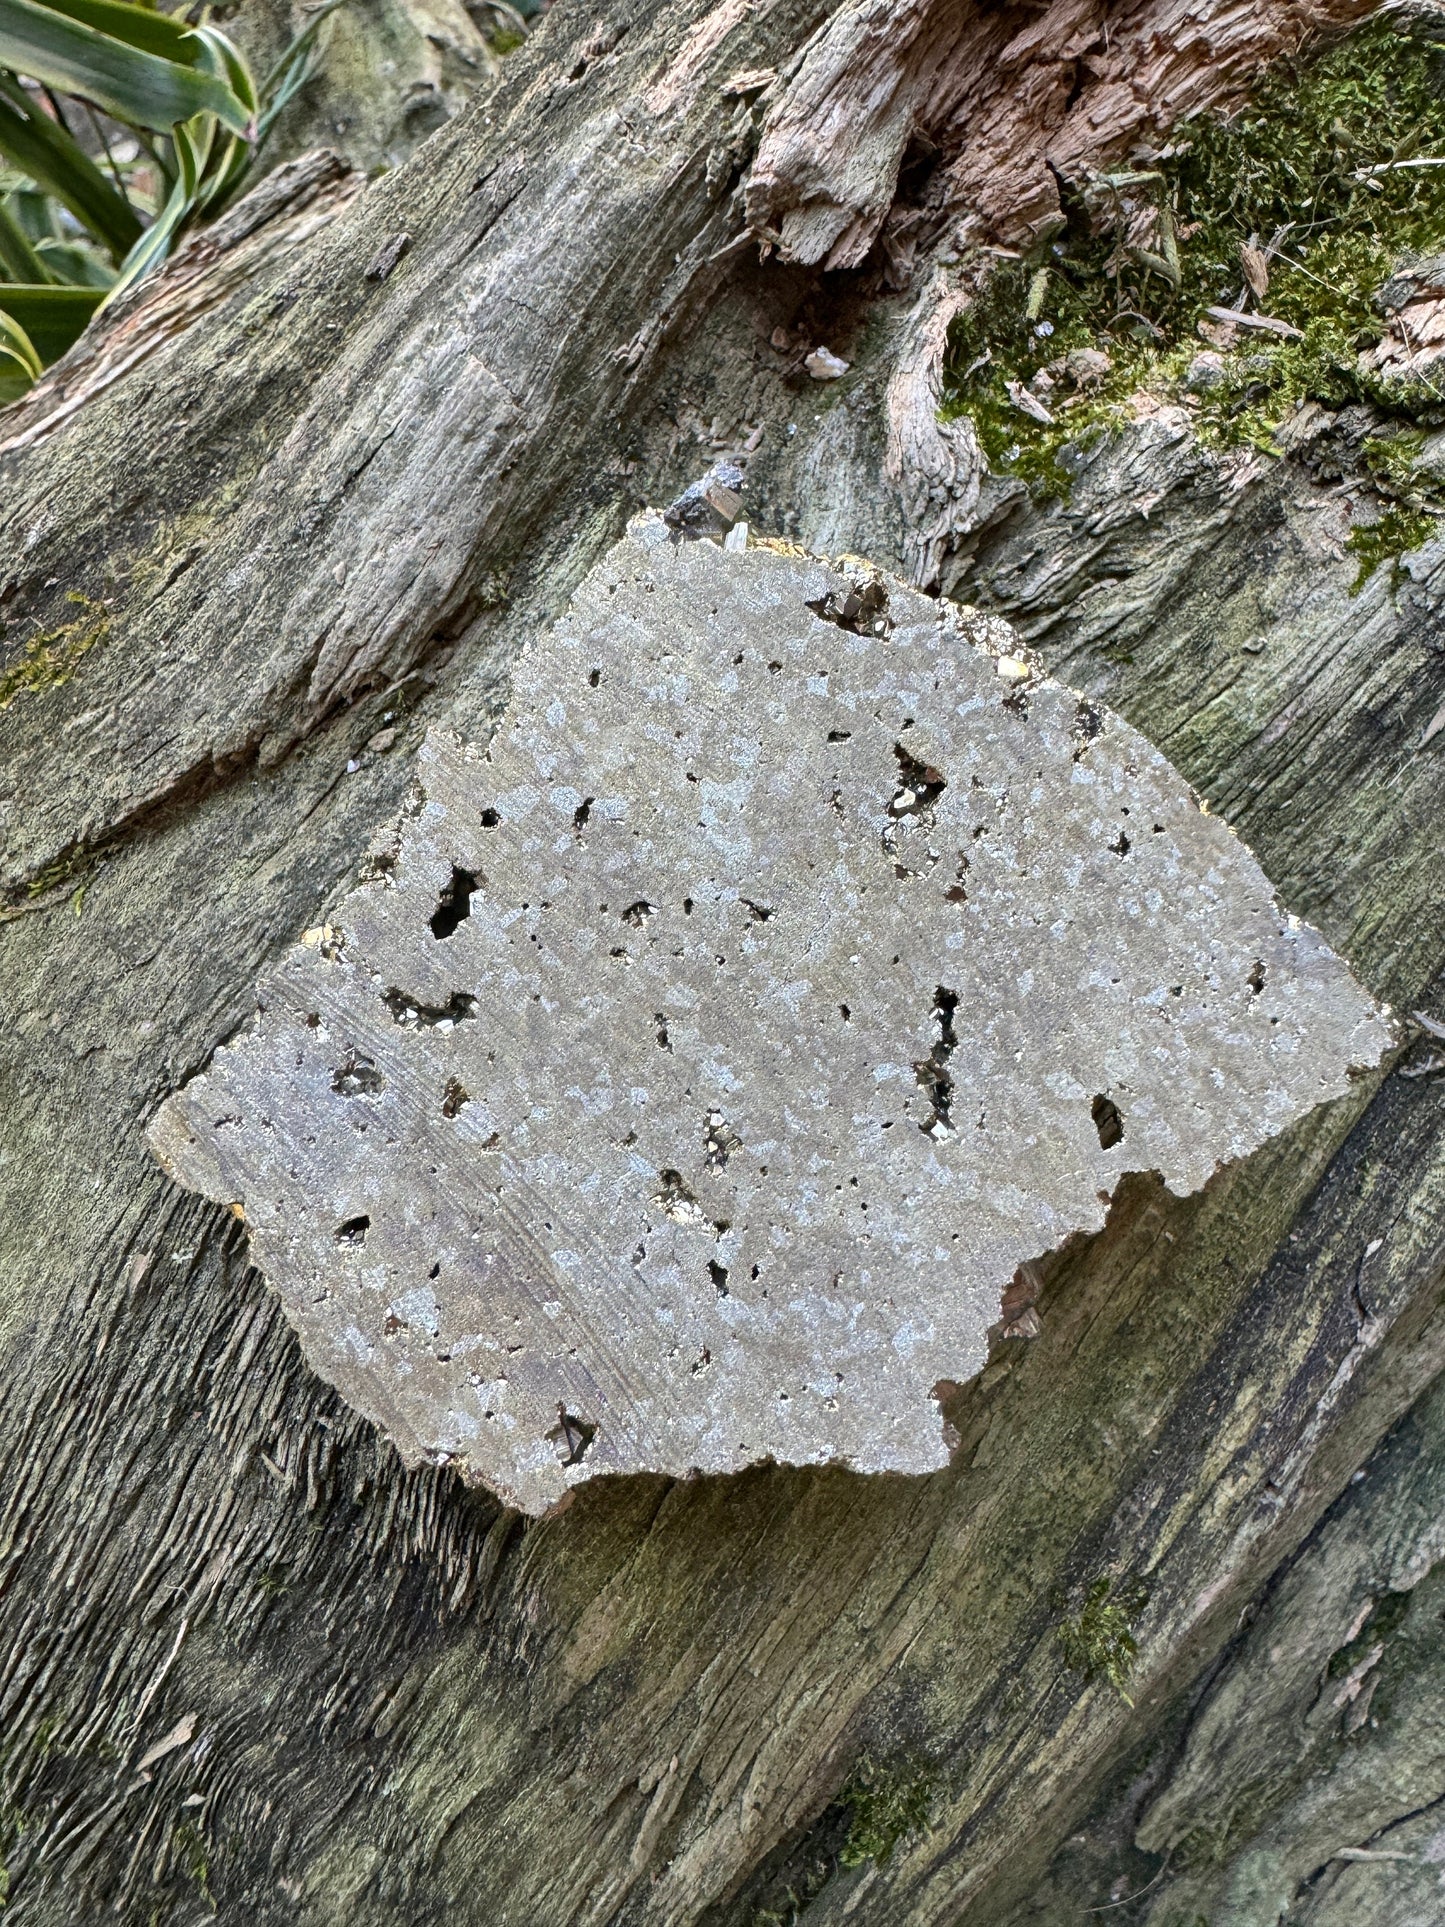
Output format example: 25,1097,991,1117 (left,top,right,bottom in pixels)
0,276,99,360
193,125,247,213
34,0,200,63
190,22,255,116
0,193,48,278
185,23,253,212
0,76,141,256
0,297,42,386
34,234,112,284
255,0,342,146
102,108,197,298
0,0,252,134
